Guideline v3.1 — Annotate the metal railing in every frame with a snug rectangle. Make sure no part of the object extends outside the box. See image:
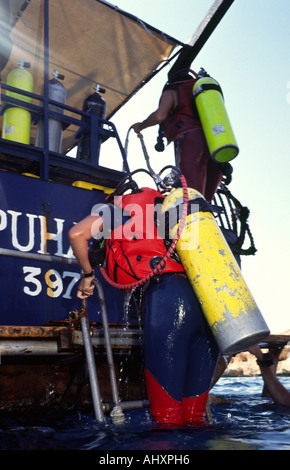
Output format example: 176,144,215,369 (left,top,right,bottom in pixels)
0,80,129,182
